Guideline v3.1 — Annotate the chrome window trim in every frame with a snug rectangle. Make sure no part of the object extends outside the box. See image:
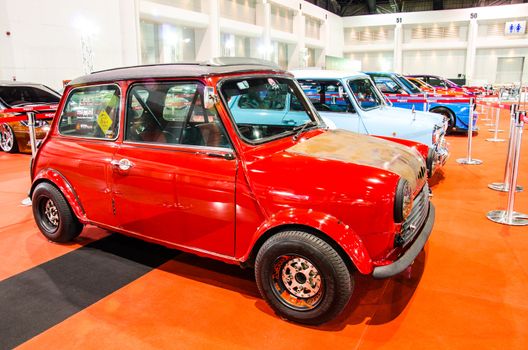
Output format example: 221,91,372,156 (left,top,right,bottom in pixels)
123,80,234,150
57,83,122,141
217,74,323,146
